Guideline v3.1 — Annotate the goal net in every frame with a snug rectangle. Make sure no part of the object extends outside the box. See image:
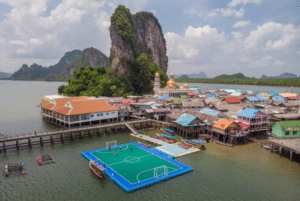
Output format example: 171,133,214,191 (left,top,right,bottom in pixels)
106,140,117,148
154,165,168,178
